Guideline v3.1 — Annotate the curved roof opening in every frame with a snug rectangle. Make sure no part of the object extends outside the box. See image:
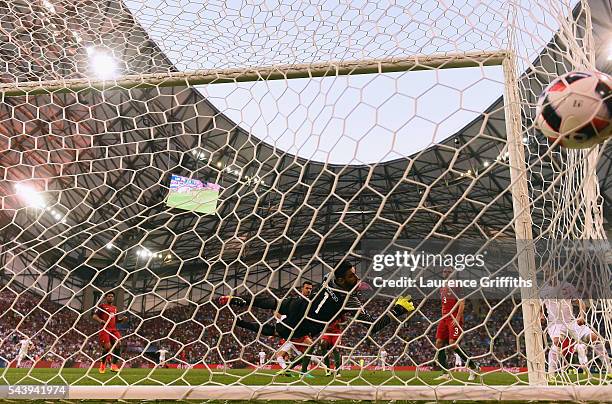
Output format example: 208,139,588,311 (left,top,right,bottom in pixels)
197,68,504,164
121,0,579,164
